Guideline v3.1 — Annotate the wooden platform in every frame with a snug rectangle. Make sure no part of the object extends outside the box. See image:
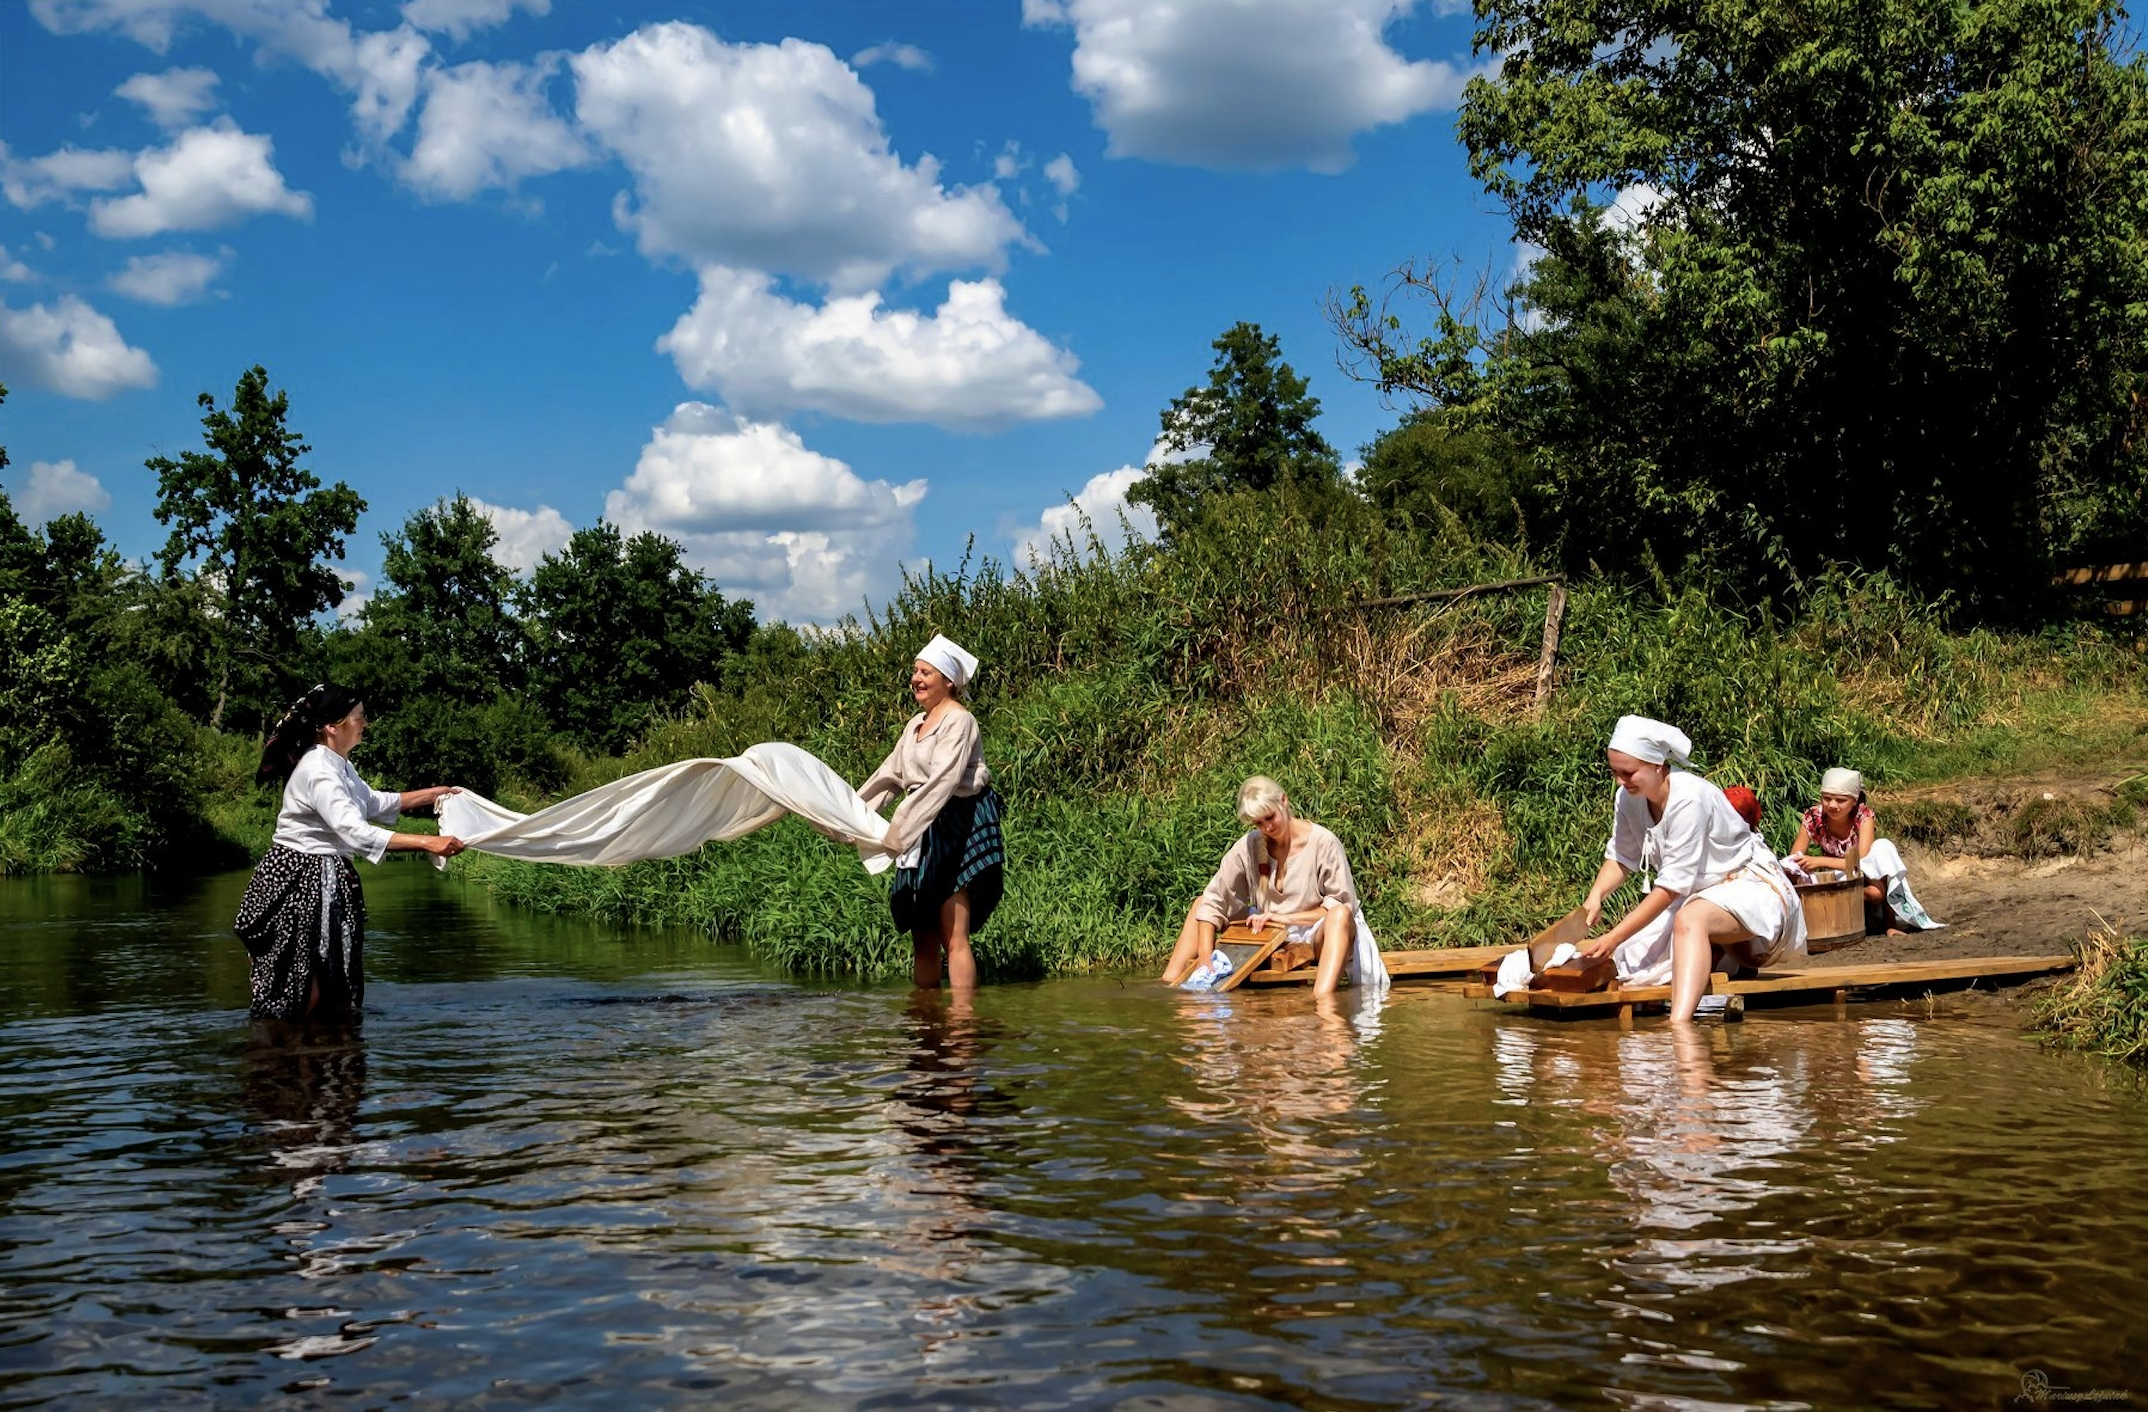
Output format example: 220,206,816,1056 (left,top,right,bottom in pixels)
1236,944,1514,987
1461,953,2076,1024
